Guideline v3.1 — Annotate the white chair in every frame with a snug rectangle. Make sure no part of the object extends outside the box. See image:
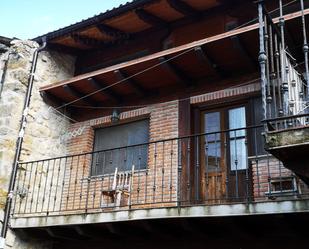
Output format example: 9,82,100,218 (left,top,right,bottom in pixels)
102,165,135,208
